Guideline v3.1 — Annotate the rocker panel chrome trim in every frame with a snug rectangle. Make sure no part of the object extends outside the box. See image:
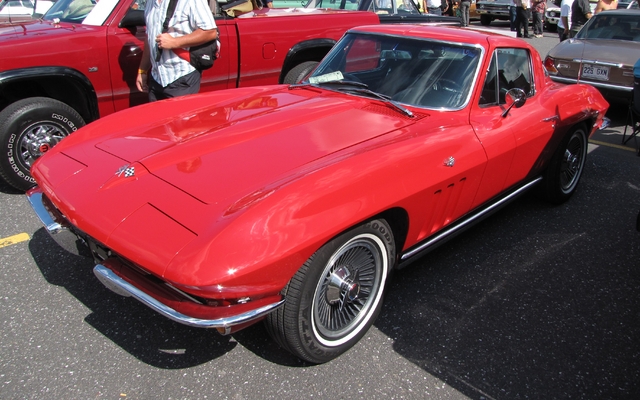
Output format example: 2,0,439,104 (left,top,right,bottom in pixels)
399,177,543,264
